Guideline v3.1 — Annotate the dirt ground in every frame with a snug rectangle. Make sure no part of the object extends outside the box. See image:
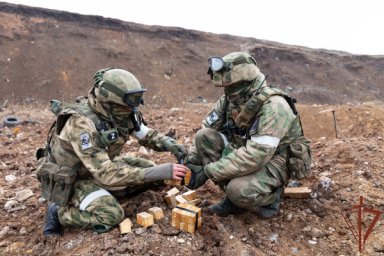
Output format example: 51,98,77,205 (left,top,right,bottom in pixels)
1,3,384,256
0,101,383,256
